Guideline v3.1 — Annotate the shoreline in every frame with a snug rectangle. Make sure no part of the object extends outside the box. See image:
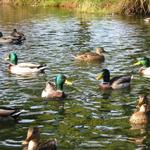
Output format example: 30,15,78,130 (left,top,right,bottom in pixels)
0,0,121,15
